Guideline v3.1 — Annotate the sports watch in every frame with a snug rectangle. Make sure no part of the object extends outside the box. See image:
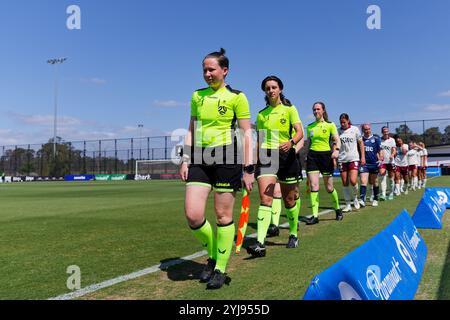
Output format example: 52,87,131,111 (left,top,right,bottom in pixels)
243,165,255,174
